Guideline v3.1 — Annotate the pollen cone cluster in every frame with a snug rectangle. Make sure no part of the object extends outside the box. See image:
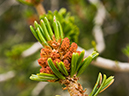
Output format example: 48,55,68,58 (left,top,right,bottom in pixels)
30,16,99,82
38,37,80,80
